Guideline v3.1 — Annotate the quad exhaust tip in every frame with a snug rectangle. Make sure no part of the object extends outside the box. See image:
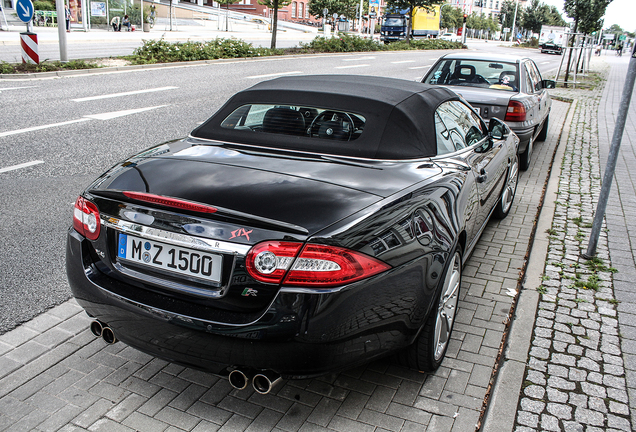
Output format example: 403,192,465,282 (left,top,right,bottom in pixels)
90,321,118,344
228,368,282,394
